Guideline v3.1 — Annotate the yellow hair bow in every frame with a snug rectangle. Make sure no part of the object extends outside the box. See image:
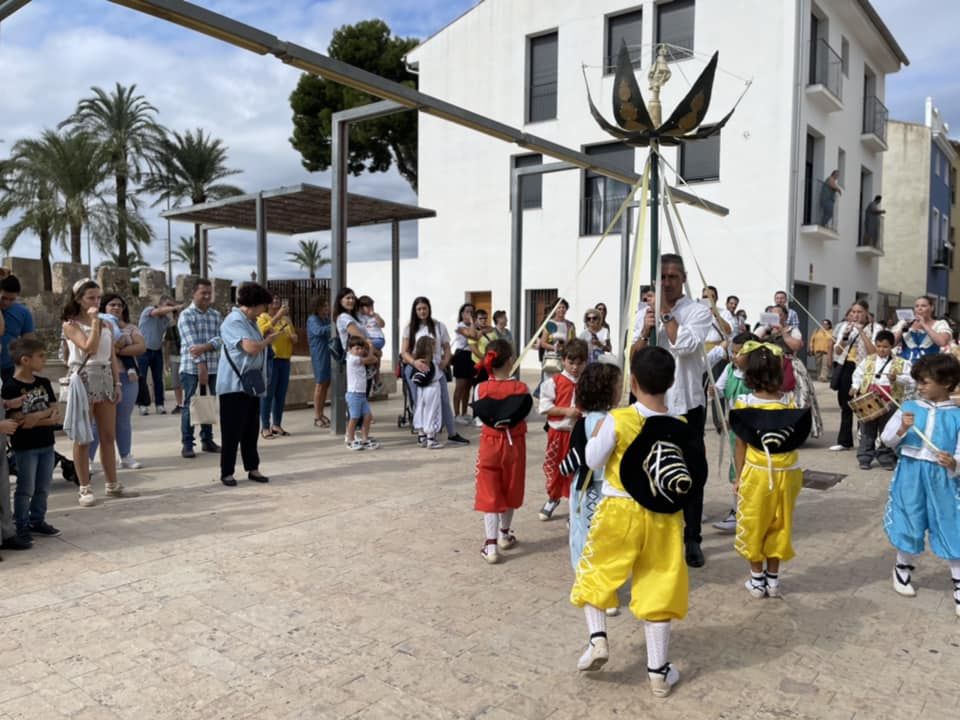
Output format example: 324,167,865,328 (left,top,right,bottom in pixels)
738,341,783,357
